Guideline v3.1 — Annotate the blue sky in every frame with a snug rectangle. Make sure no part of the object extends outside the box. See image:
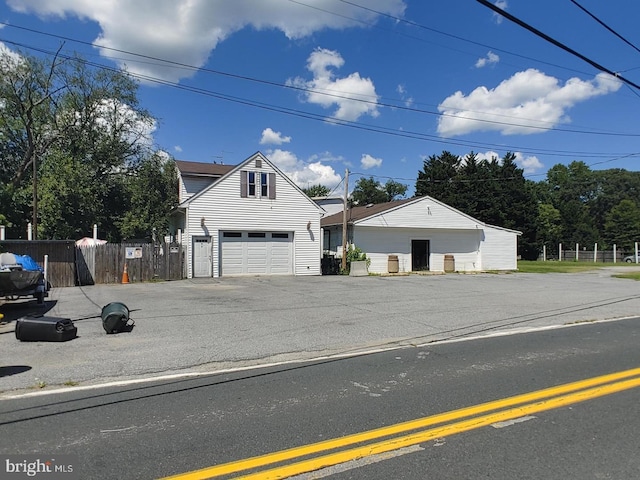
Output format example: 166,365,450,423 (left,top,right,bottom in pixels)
2,0,640,196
